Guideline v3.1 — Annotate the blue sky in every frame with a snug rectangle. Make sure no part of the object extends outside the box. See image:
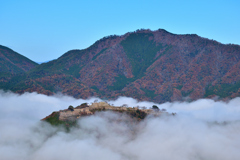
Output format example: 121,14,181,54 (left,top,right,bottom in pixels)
0,0,239,62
